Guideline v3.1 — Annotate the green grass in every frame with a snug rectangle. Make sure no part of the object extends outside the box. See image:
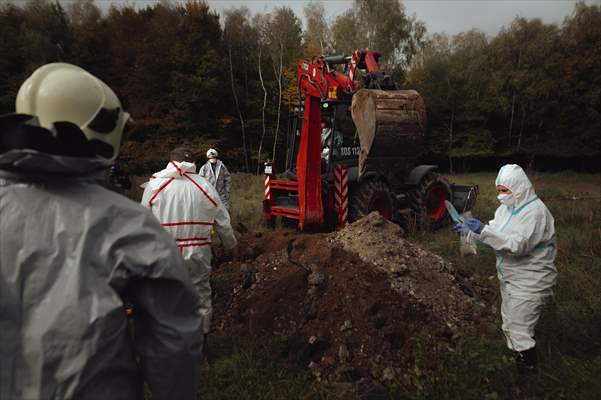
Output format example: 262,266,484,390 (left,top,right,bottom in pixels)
200,336,321,400
206,172,601,400
229,173,268,232
406,172,601,399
